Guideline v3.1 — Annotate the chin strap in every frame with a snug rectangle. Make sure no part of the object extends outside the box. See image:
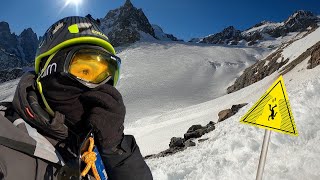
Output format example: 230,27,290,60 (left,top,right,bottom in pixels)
36,51,58,117
80,137,101,180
